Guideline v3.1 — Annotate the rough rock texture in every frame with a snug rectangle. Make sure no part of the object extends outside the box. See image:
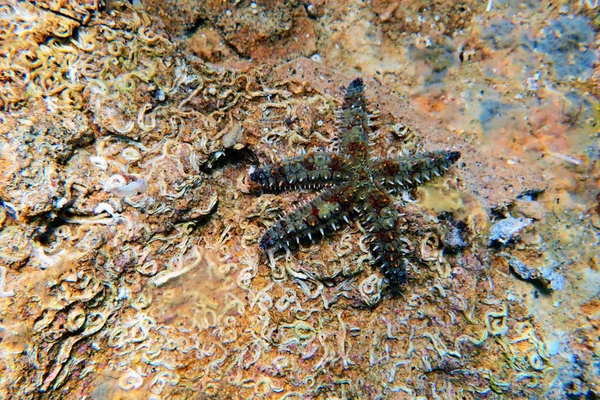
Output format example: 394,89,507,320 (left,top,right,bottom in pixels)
0,0,598,399
144,0,317,60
